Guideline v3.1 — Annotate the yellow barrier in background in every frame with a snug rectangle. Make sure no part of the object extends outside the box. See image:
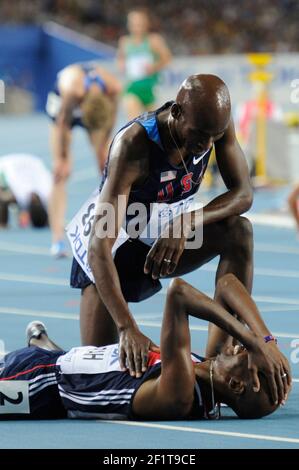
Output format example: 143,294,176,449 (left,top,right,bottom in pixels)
247,53,273,183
